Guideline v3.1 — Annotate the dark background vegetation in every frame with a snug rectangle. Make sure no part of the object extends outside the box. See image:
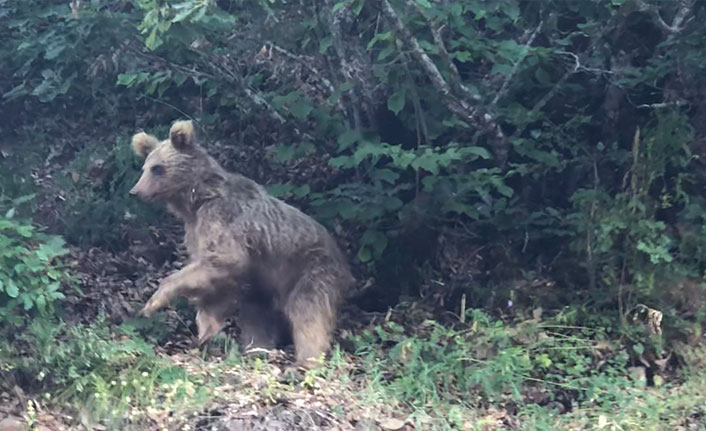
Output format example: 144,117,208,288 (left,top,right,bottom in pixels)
1,0,706,429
